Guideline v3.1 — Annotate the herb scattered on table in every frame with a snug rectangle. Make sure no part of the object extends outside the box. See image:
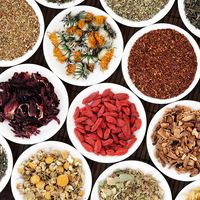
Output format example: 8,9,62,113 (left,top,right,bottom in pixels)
17,150,84,200
0,144,8,180
185,0,200,29
128,29,197,99
105,0,169,21
187,187,200,200
99,169,164,200
152,105,200,177
74,89,141,156
0,0,40,61
49,11,116,79
0,72,60,138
